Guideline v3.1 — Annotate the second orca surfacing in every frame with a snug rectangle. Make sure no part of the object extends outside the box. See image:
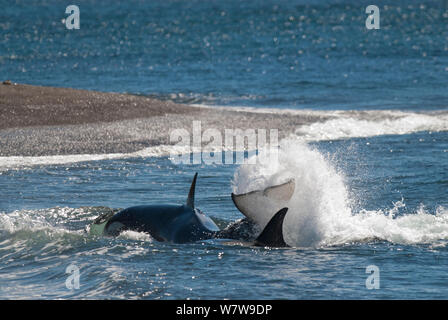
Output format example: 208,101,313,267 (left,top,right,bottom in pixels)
90,173,293,247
